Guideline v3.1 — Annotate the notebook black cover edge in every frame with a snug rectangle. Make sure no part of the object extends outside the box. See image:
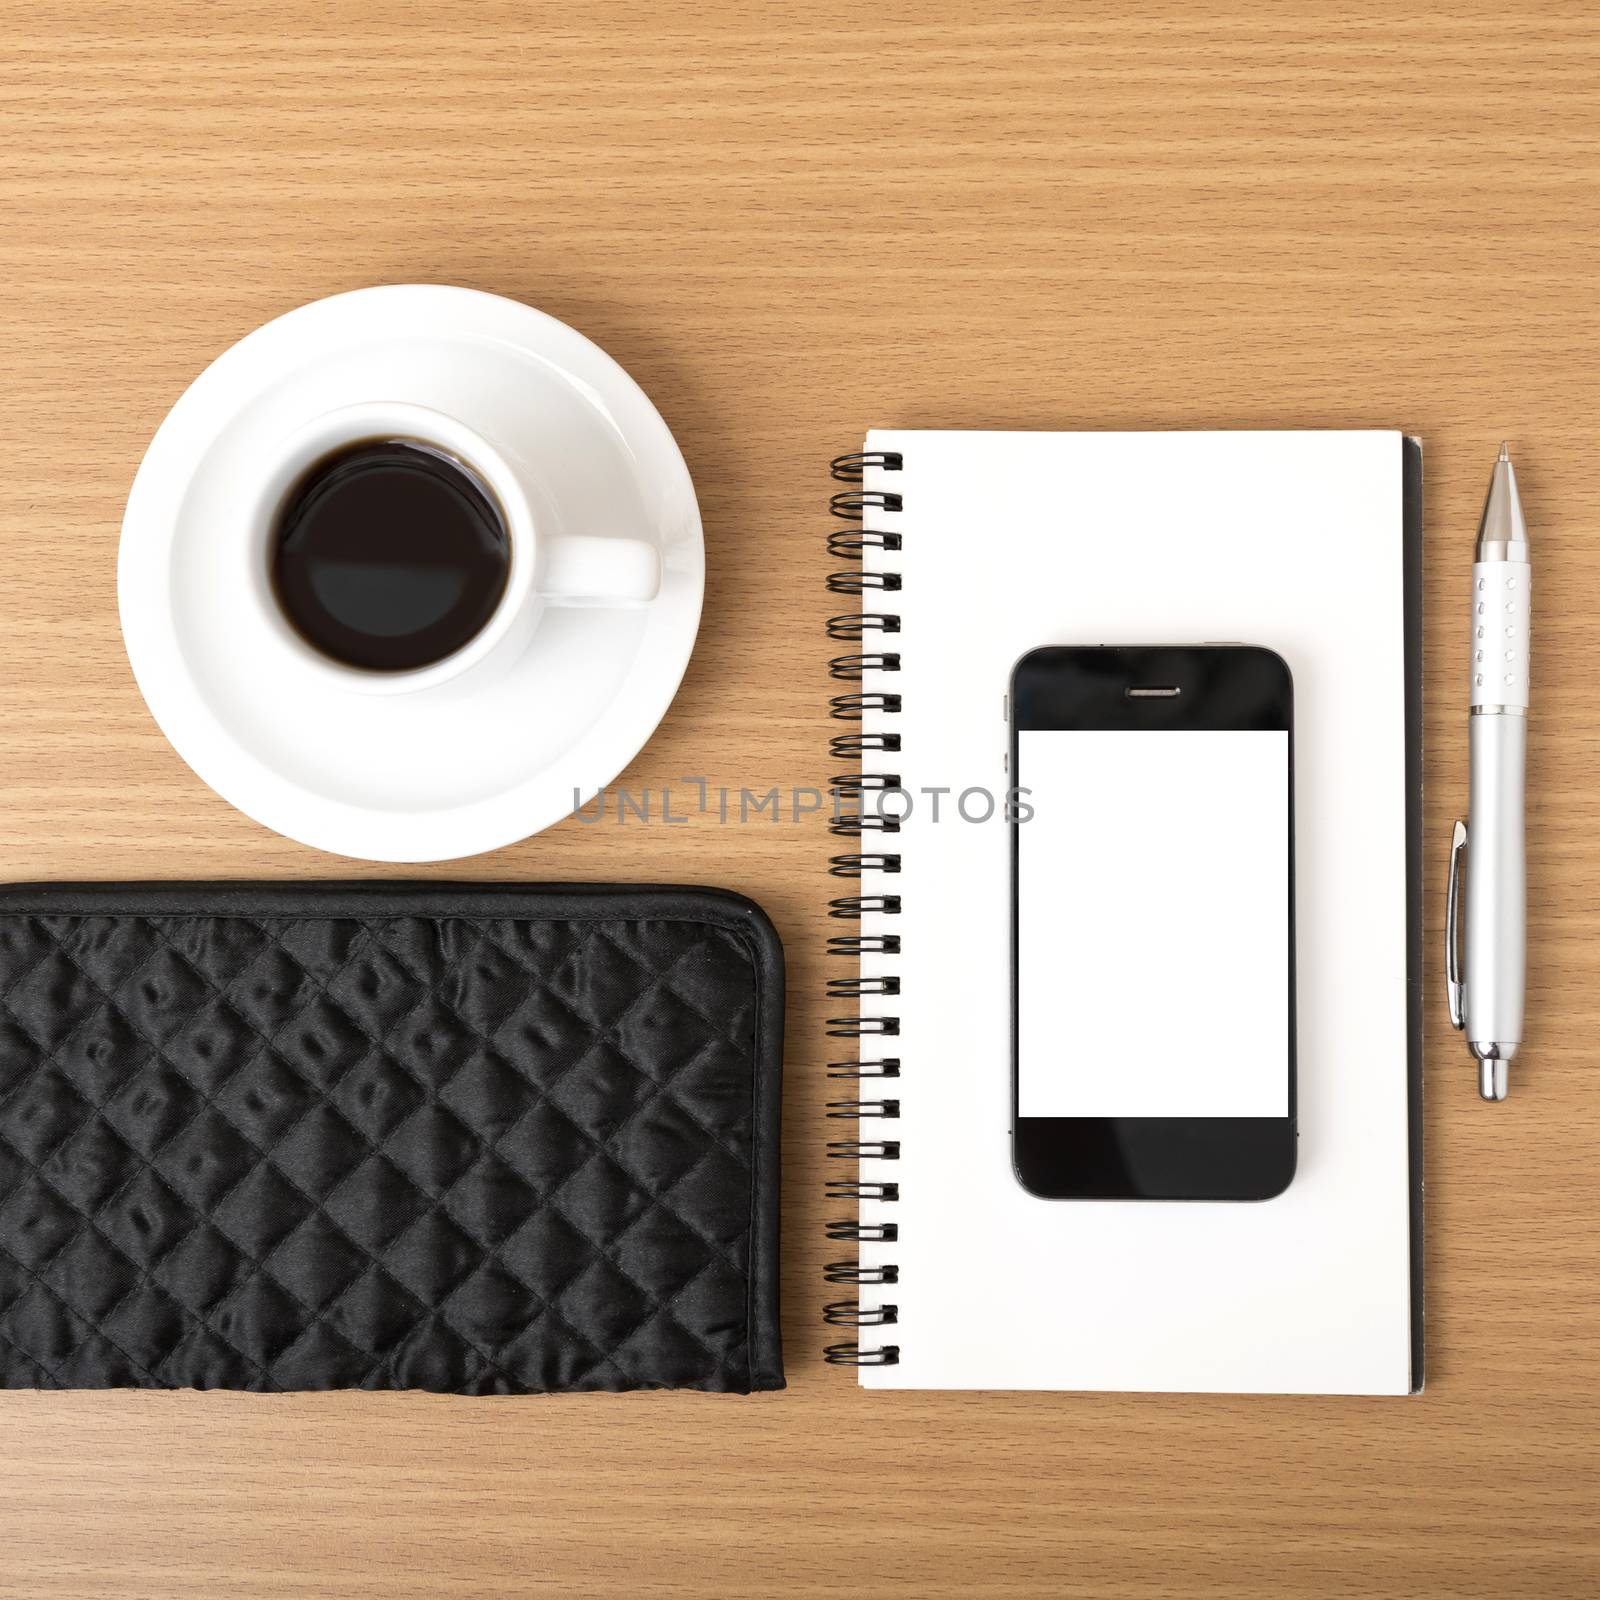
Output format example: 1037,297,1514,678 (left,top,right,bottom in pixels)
1403,434,1426,1395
